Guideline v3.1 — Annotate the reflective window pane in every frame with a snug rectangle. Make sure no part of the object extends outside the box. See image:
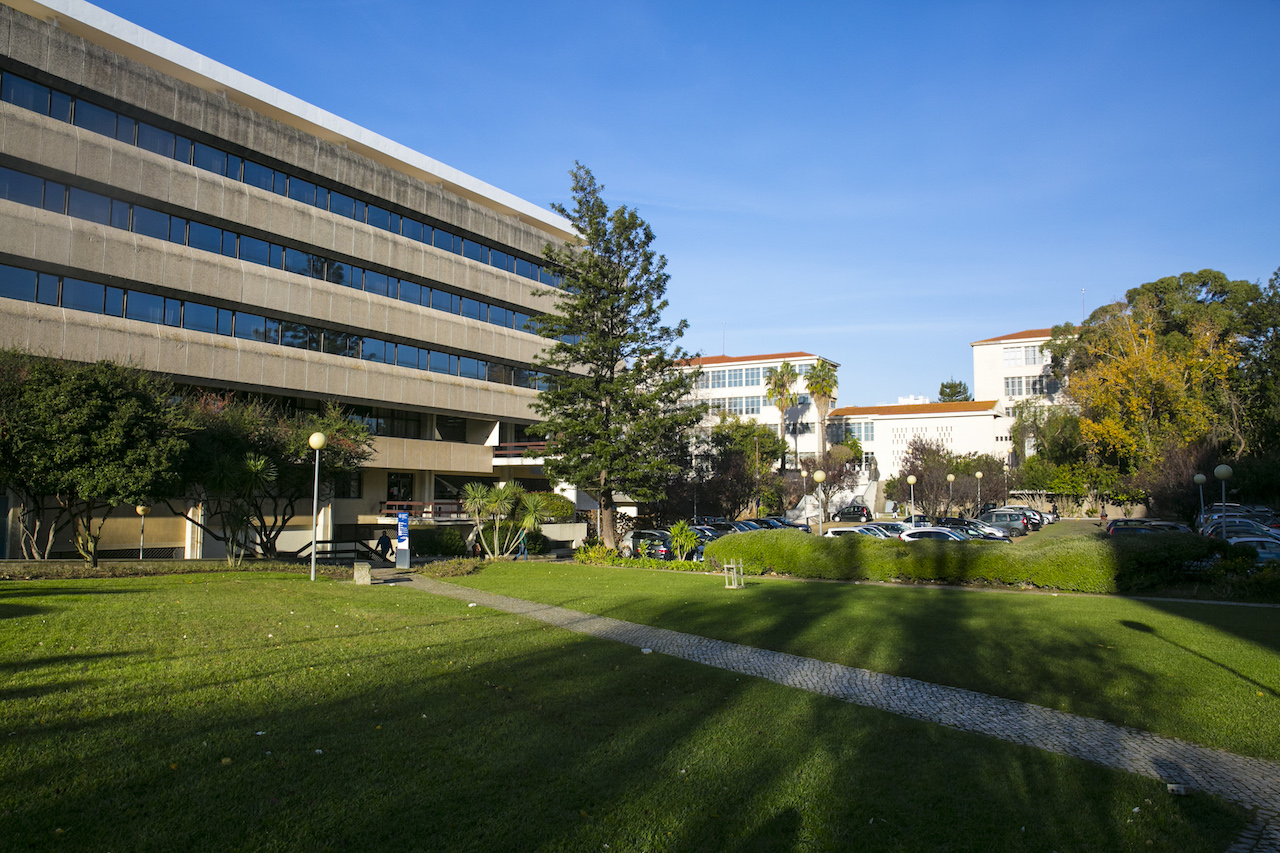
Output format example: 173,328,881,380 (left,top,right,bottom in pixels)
398,280,421,305
183,302,217,334
187,221,222,253
287,177,316,206
114,115,136,144
329,191,355,218
462,240,483,263
401,219,424,242
169,217,187,244
1,73,50,113
192,142,227,176
174,136,193,164
243,160,274,191
367,205,390,231
164,298,182,327
0,264,38,302
137,123,176,158
460,297,481,320
61,278,104,314
67,187,112,224
36,273,59,305
238,235,270,265
428,350,452,374
105,286,124,317
0,166,47,207
233,312,266,342
49,90,72,123
364,270,389,296
110,199,130,229
125,291,164,323
42,181,66,213
132,206,170,241
326,262,349,286
72,99,116,136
